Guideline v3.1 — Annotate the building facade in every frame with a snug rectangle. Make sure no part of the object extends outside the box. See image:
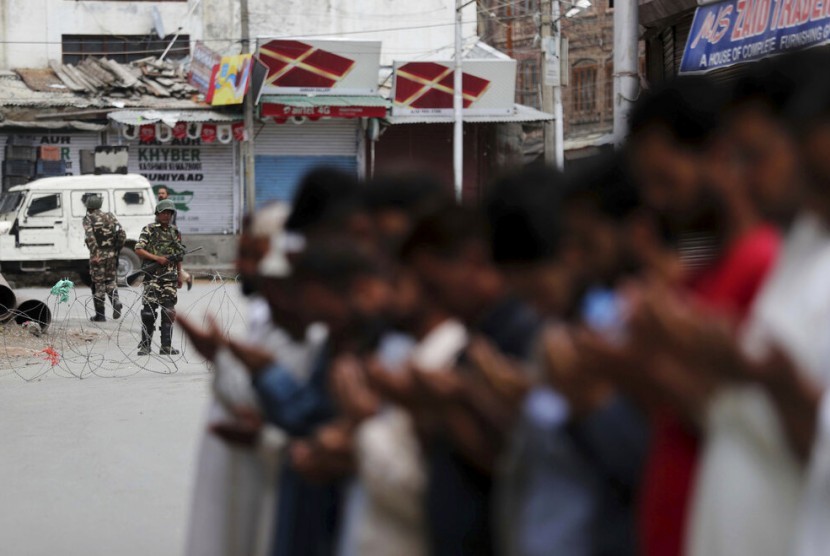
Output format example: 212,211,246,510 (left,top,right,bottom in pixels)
478,0,645,159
